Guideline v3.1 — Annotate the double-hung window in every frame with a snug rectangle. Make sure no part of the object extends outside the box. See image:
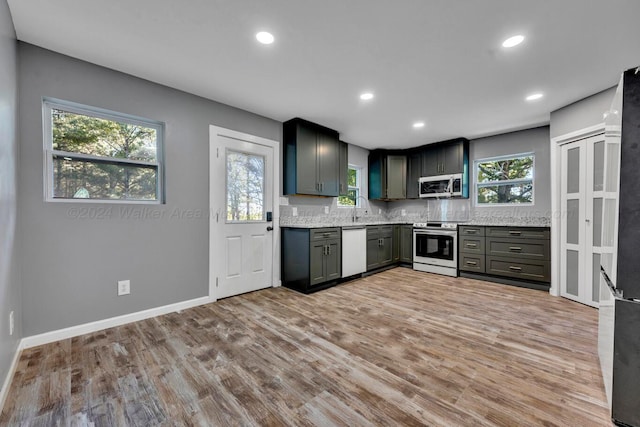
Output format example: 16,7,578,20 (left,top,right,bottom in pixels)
337,166,362,207
475,153,534,205
44,99,164,203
